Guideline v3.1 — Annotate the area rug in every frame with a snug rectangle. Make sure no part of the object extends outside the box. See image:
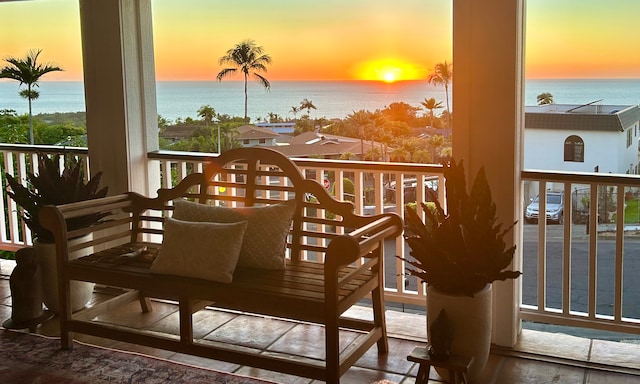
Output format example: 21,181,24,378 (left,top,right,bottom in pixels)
0,328,276,384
